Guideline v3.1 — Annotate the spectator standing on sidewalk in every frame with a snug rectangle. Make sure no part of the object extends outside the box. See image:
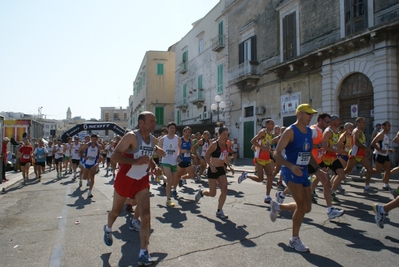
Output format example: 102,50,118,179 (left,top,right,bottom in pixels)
2,137,10,183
